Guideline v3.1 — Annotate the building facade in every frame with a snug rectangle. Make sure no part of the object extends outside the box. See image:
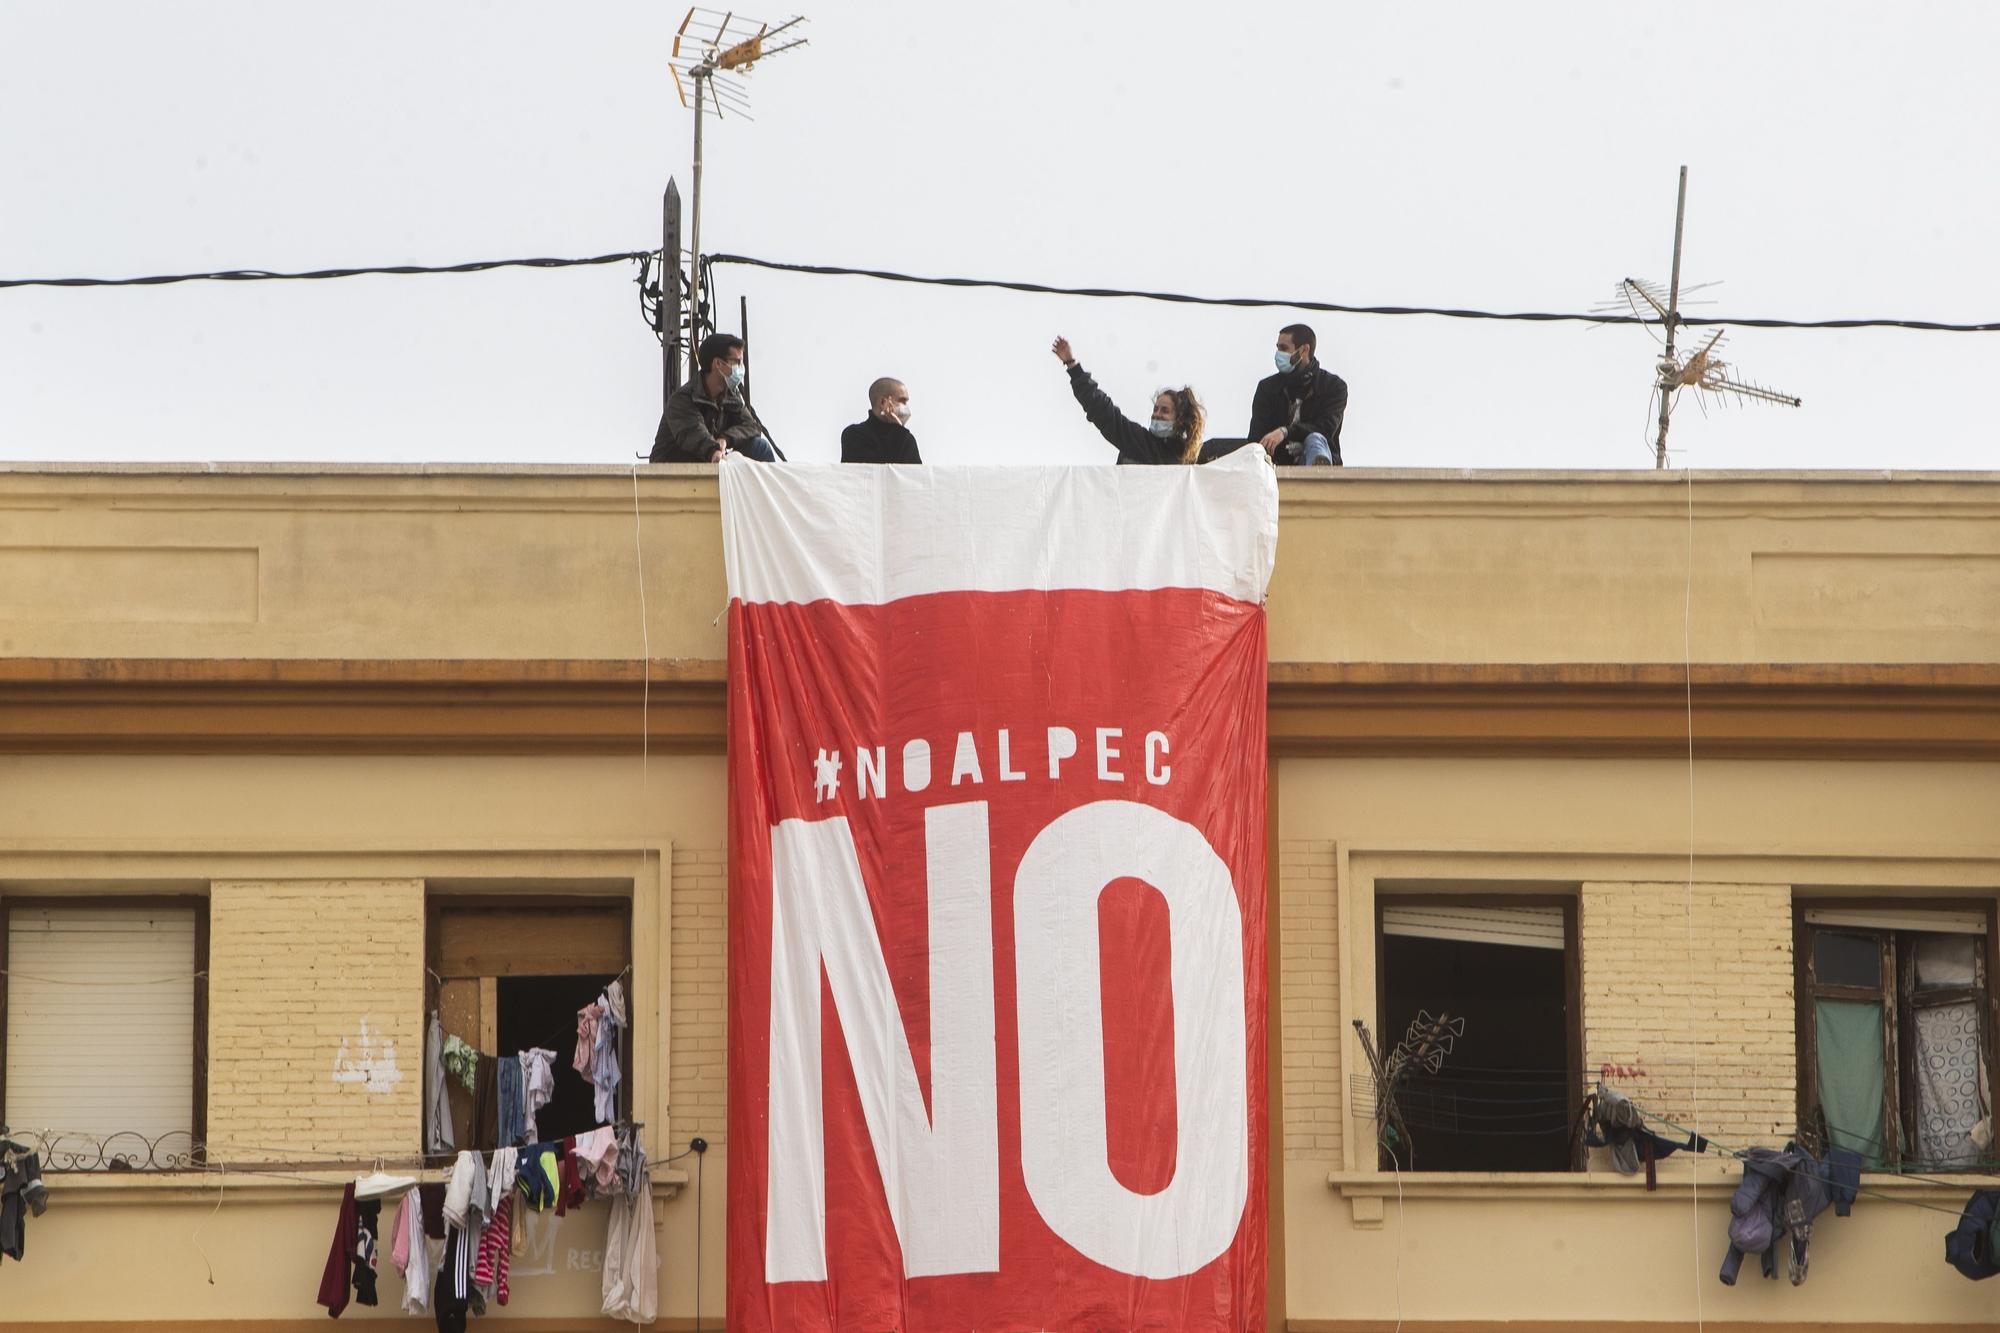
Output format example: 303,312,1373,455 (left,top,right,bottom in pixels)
2,462,1997,1330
